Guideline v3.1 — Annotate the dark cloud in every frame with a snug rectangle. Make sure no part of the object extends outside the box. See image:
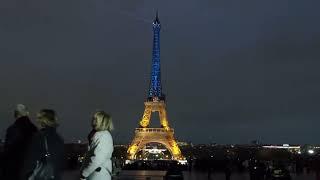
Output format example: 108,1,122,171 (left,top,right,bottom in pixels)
0,0,320,144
